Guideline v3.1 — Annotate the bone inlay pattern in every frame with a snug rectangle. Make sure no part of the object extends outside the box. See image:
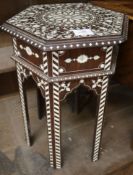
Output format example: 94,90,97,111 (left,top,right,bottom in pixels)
92,46,113,161
38,52,55,167
19,44,39,58
104,46,113,70
65,54,100,64
53,82,61,169
16,63,31,146
44,81,55,168
7,3,124,40
58,76,105,101
16,54,55,167
13,38,19,56
52,51,61,169
93,76,109,161
40,52,48,74
1,1,128,169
